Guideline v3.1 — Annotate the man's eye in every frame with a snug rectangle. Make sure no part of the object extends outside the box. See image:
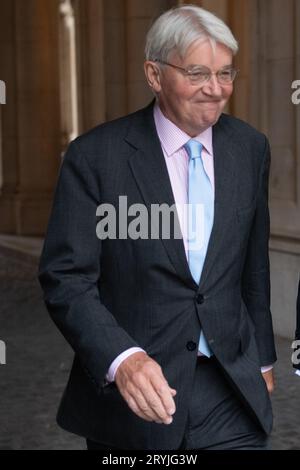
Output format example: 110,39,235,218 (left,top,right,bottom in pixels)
219,70,232,78
190,71,208,79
